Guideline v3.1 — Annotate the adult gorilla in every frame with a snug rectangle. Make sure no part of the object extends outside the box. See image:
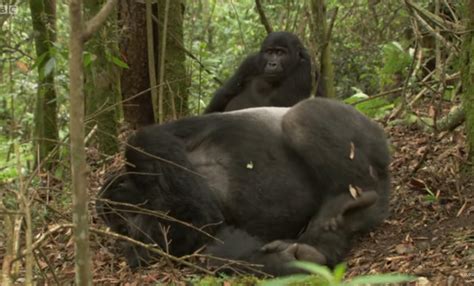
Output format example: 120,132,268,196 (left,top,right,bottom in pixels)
97,98,390,276
204,31,323,113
